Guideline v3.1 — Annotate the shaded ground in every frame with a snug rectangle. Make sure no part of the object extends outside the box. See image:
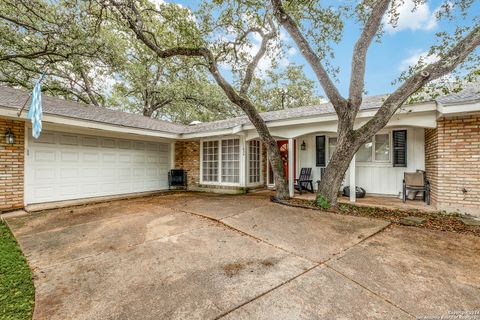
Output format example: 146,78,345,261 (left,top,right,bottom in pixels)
5,192,480,319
